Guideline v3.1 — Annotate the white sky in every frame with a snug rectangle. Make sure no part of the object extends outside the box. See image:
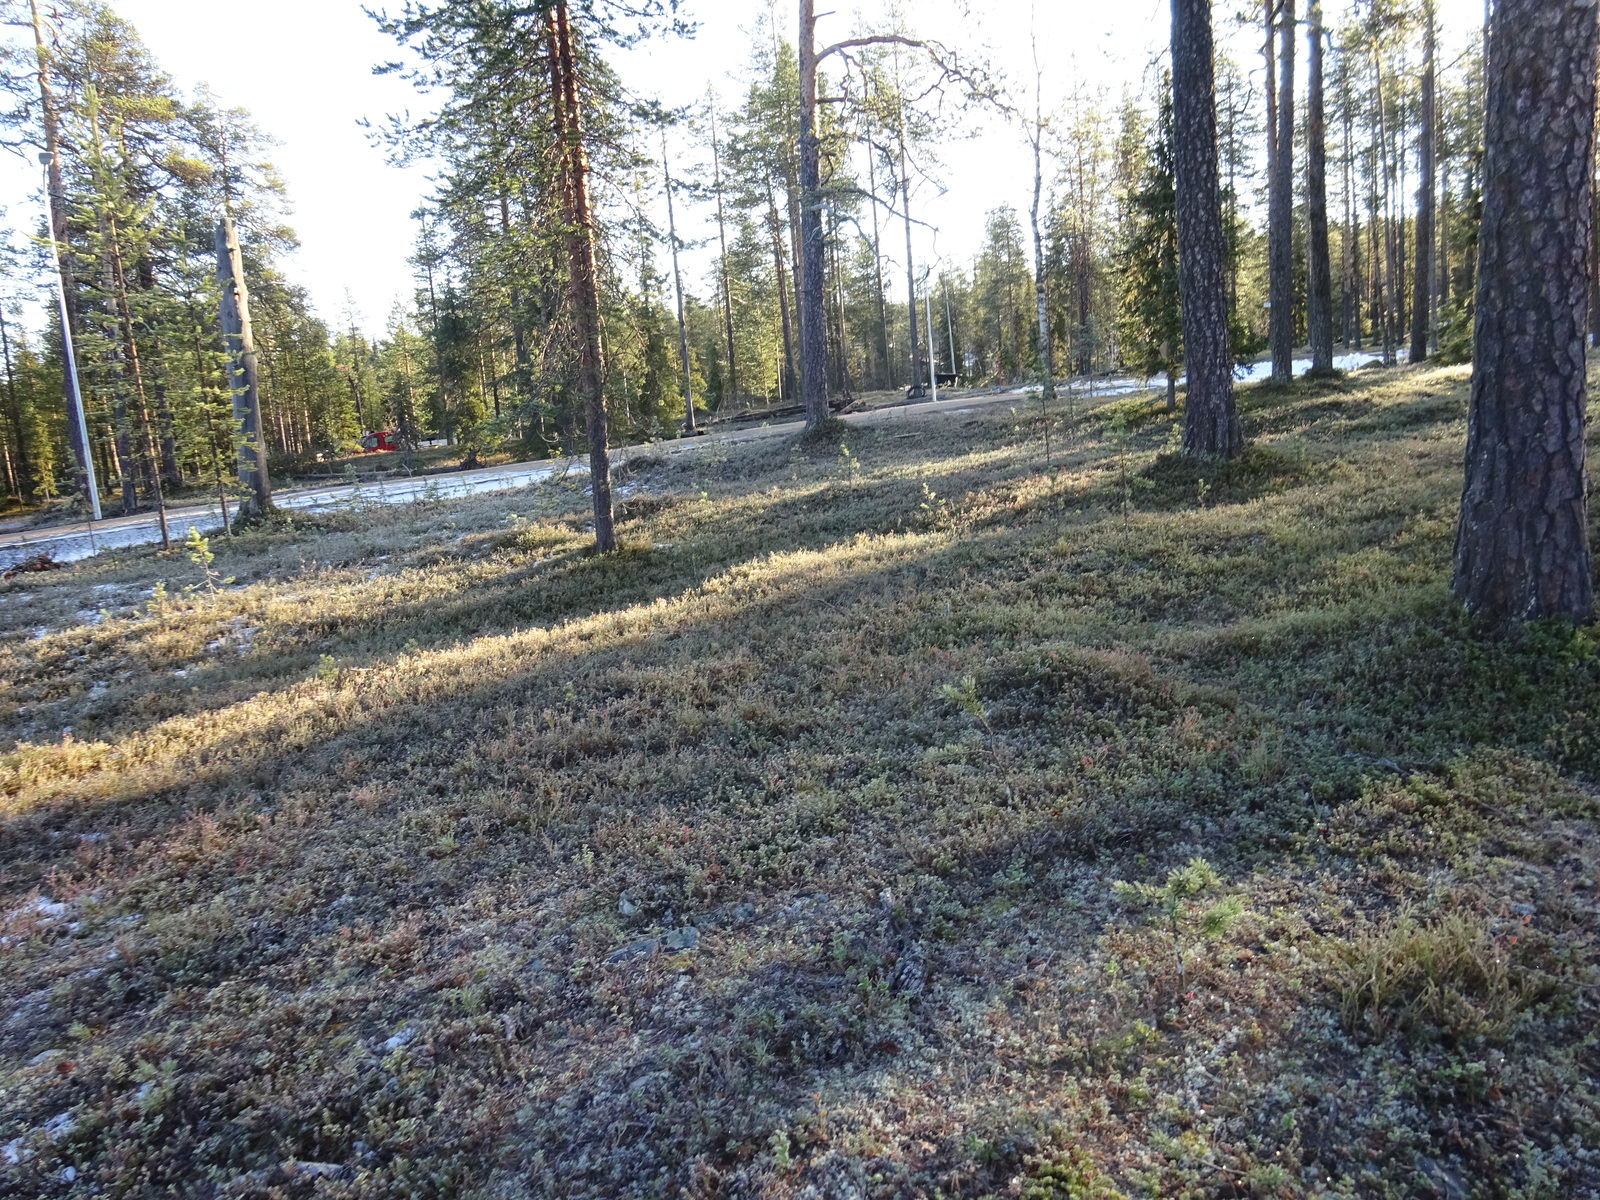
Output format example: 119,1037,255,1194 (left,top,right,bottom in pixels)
2,0,1487,338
